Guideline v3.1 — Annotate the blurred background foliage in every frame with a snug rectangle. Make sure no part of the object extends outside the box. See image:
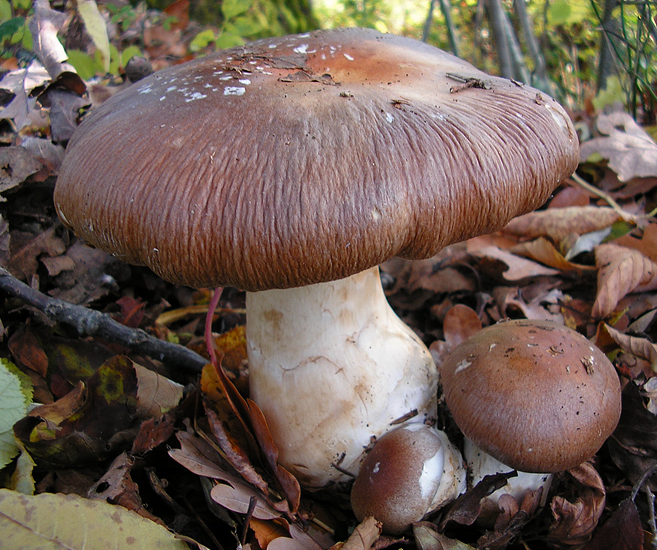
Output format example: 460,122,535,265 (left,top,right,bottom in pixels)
0,0,656,121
